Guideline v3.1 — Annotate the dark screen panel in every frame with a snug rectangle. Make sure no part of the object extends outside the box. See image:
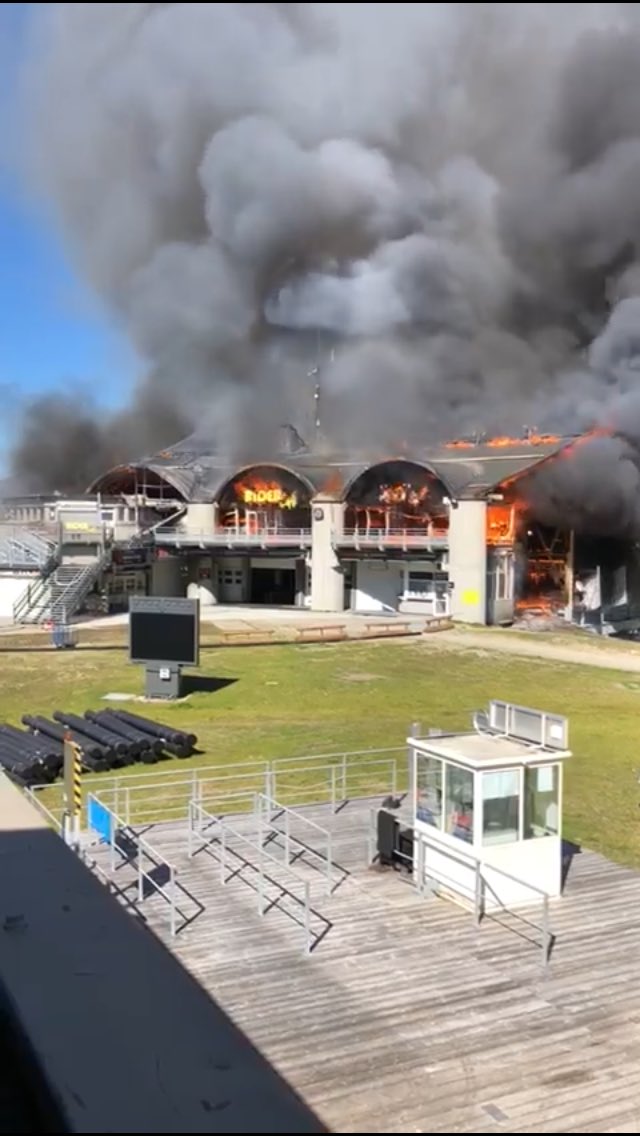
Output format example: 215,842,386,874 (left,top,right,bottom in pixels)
130,612,197,665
